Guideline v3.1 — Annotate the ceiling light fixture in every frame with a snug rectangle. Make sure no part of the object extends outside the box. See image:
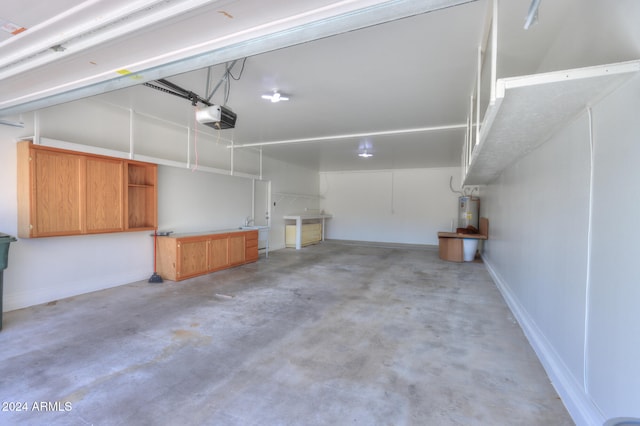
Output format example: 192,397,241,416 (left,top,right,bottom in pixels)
358,139,373,158
261,92,289,103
